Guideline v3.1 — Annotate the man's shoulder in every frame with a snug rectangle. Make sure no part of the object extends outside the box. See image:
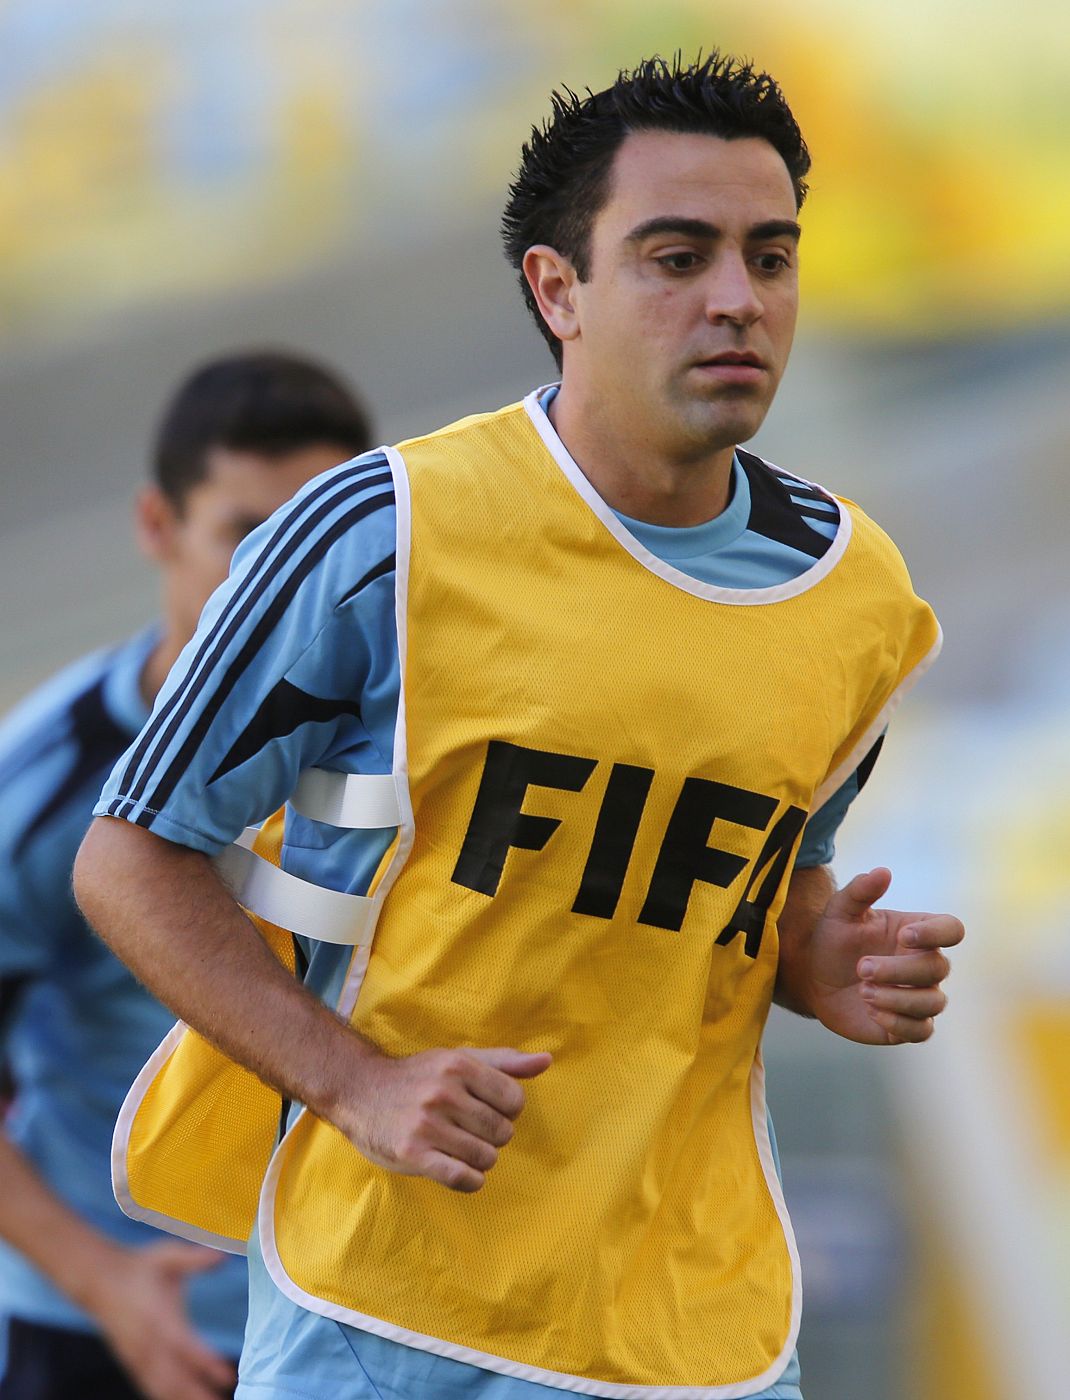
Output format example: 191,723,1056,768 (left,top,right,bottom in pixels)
0,647,115,765
286,450,393,506
742,449,912,568
257,451,396,536
0,637,146,856
739,447,879,512
729,448,841,571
